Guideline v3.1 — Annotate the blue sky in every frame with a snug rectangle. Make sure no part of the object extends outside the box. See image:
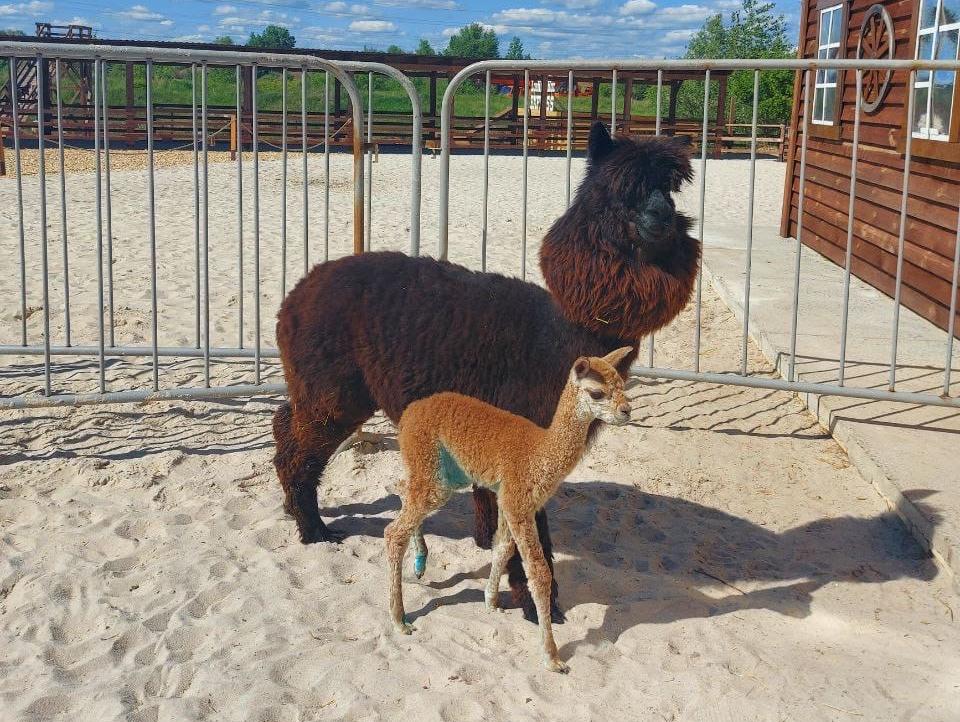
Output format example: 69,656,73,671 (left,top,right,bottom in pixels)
0,0,799,58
